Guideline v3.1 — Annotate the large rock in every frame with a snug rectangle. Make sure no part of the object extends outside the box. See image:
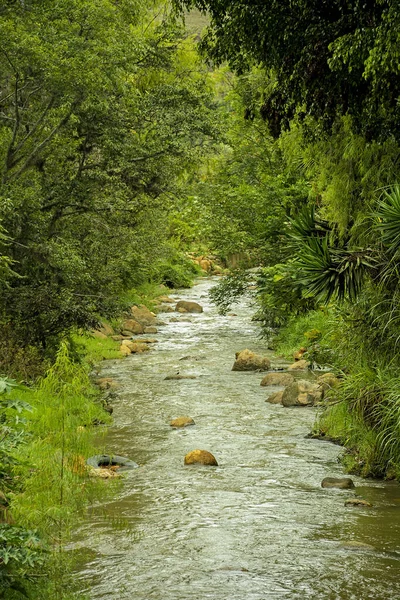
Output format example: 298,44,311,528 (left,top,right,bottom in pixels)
232,349,271,372
175,300,203,314
184,449,218,466
130,305,158,326
260,372,294,387
130,343,150,353
288,359,310,371
120,344,131,356
317,372,340,392
96,377,119,391
199,259,212,272
266,391,284,404
122,319,144,335
121,339,137,351
321,477,355,489
170,416,195,428
281,379,322,406
144,326,158,334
